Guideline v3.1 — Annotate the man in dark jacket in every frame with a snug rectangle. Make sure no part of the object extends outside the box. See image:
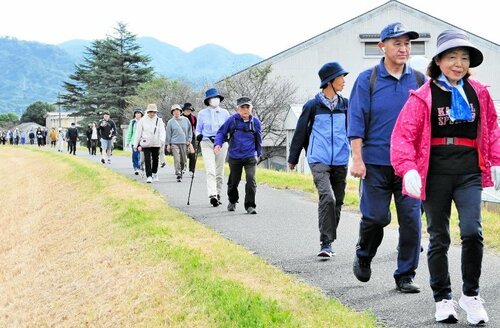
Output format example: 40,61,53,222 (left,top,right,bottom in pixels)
98,111,117,164
66,122,79,155
214,97,262,214
288,62,350,259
